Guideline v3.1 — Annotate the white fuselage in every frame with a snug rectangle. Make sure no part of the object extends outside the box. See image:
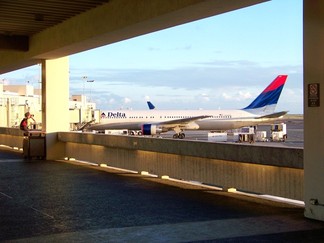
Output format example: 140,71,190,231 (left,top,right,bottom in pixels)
89,109,275,132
